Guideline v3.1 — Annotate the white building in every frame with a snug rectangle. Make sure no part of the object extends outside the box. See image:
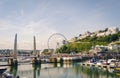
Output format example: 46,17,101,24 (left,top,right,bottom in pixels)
104,27,119,36
96,27,119,37
78,31,91,40
89,45,108,53
108,43,120,51
97,32,105,37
